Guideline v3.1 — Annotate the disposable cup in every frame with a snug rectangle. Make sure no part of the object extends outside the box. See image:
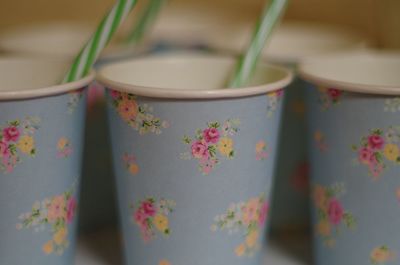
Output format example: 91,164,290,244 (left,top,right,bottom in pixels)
0,56,94,264
300,50,400,265
97,53,293,265
0,21,149,232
